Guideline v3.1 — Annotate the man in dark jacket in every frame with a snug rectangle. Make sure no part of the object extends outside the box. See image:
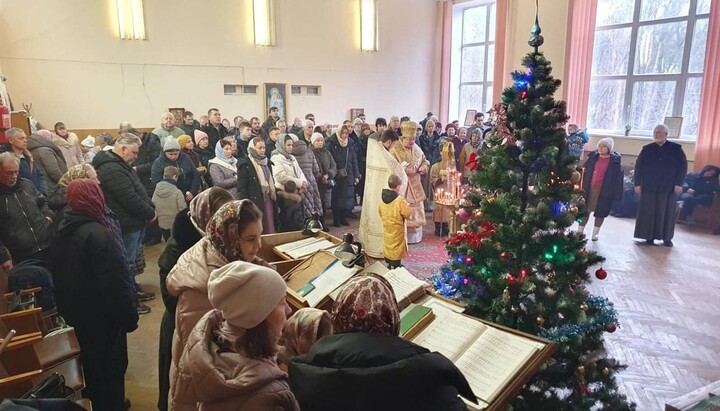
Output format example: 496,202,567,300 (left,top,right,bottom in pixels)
260,107,280,140
180,111,200,137
201,108,228,150
1,128,47,194
151,138,201,202
129,128,162,245
0,152,54,264
93,134,157,313
634,124,688,246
